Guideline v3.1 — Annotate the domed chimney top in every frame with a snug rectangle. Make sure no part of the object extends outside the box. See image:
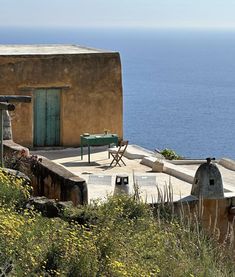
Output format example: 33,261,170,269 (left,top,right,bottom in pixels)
191,157,224,199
